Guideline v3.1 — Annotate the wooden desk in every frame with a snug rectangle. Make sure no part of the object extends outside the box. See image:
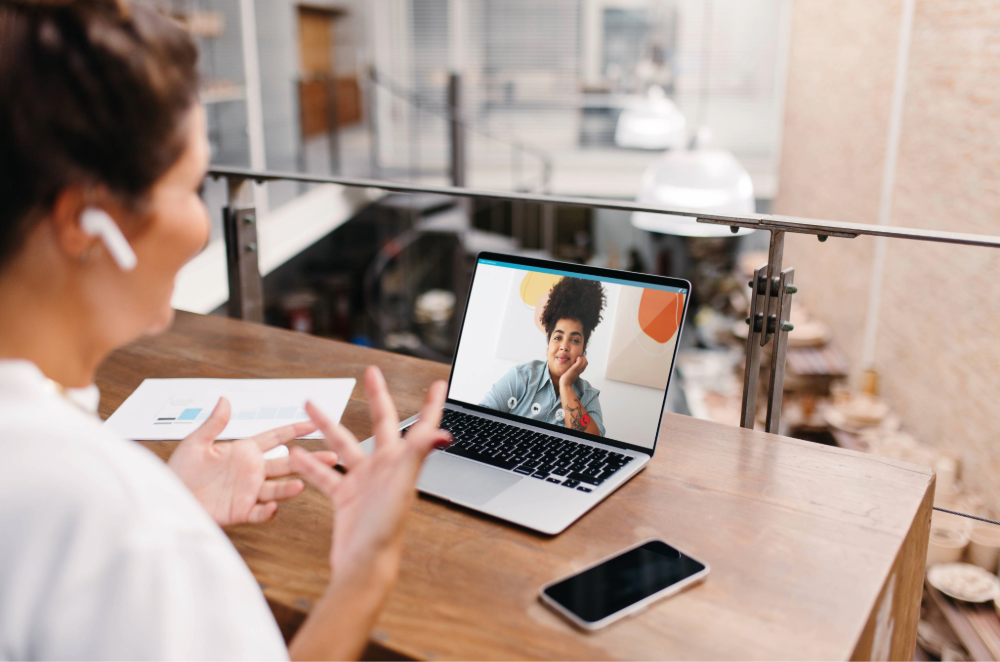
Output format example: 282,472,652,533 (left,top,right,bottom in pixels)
96,311,934,660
